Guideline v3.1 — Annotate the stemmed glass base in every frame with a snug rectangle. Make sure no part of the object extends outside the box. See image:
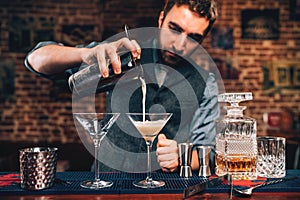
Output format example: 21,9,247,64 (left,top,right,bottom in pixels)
81,180,113,189
73,113,120,190
126,113,172,189
133,179,165,189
